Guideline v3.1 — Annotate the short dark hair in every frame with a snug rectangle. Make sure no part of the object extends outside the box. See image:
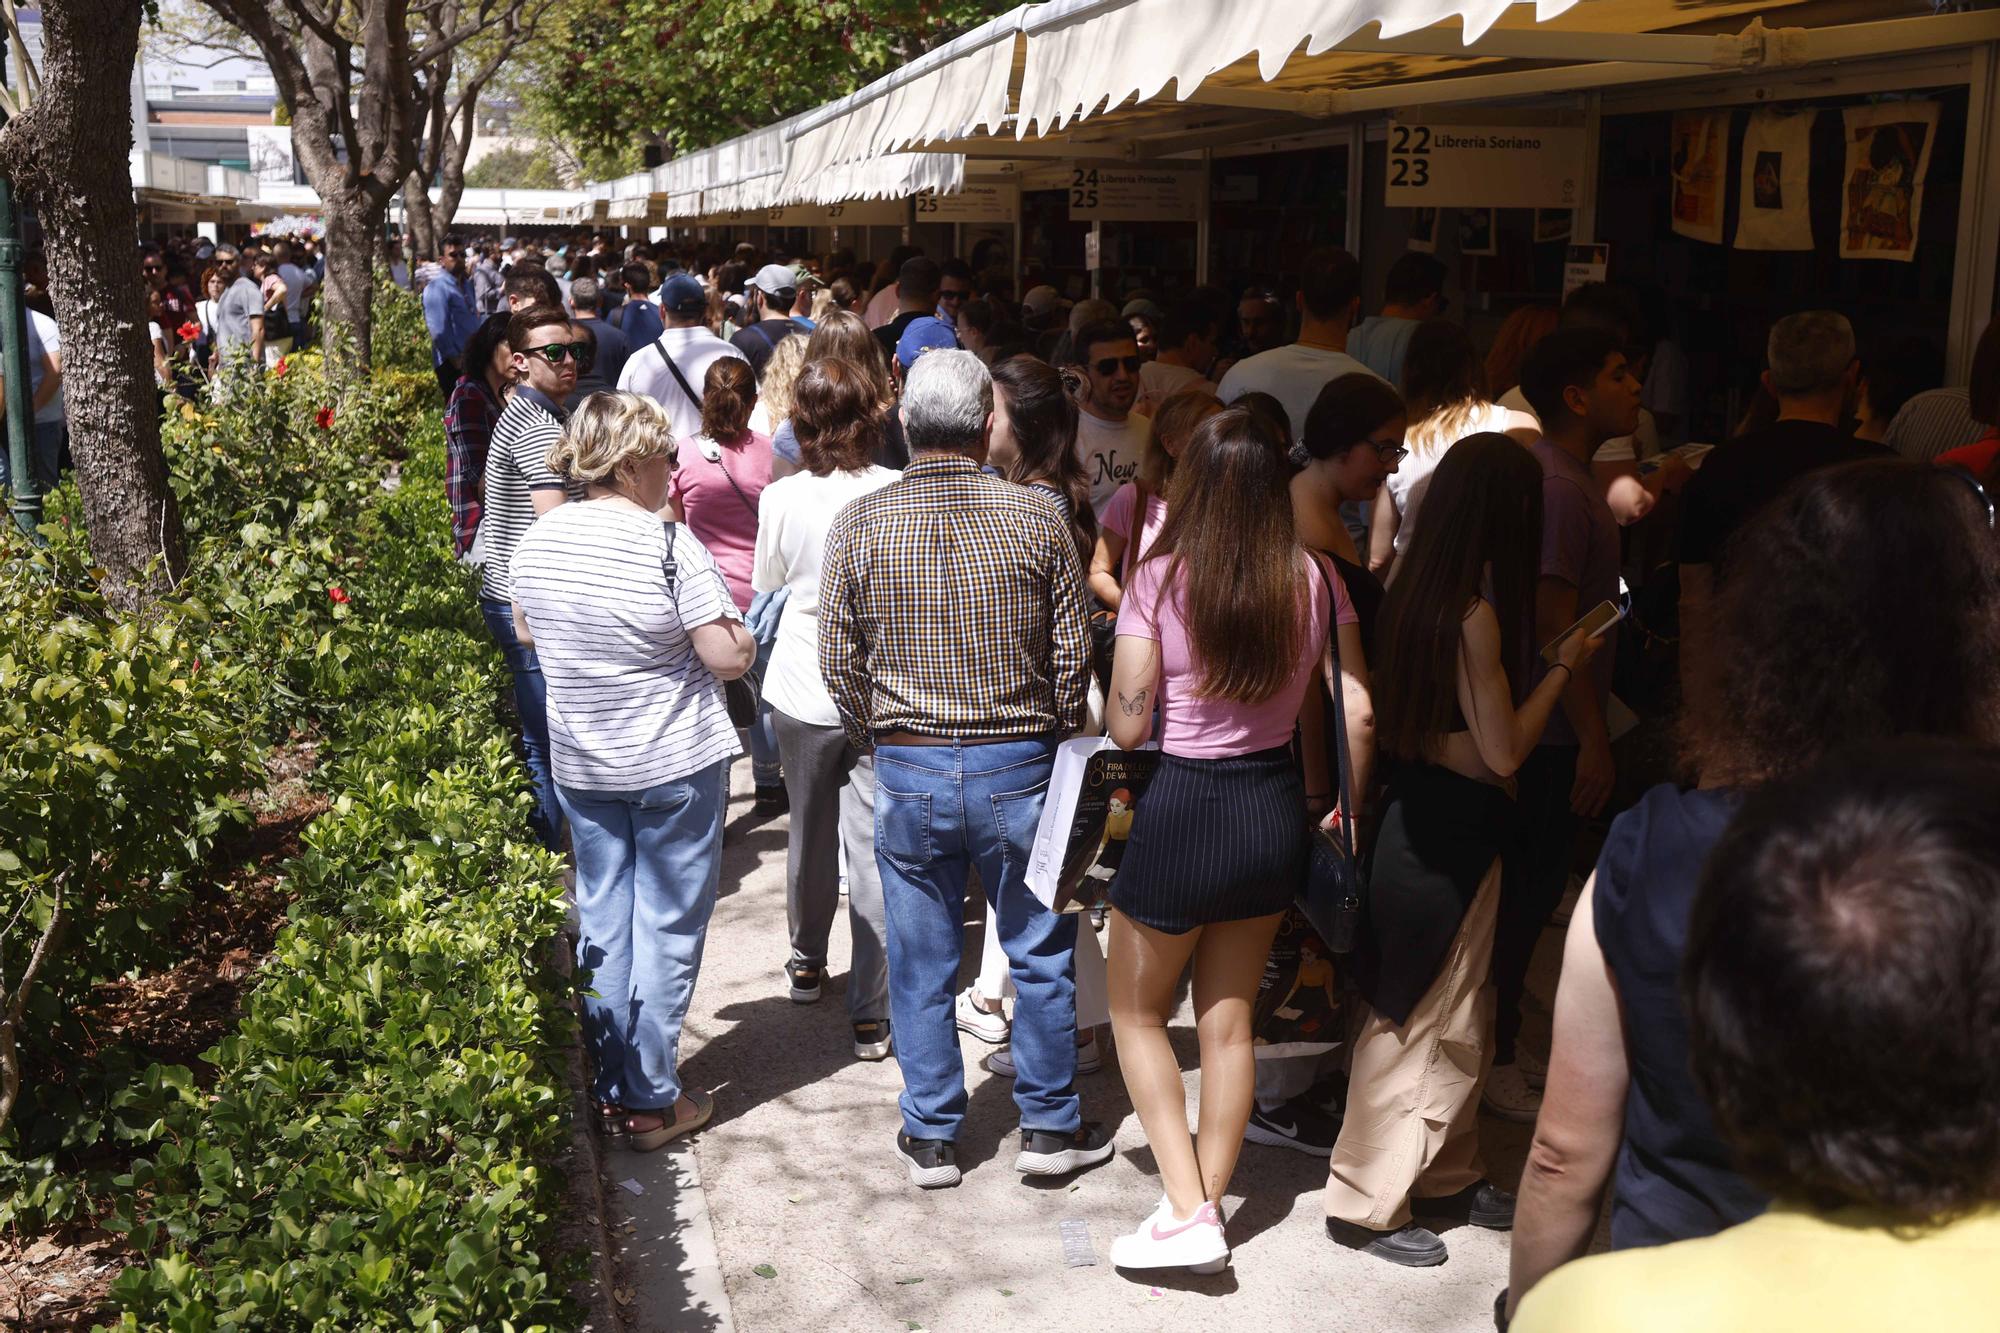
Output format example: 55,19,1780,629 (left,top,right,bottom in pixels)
620,262,653,293
959,298,996,337
1157,295,1219,350
1297,246,1362,321
1686,739,2000,1223
1383,251,1447,307
792,358,883,476
898,256,942,301
1517,326,1622,425
1073,319,1135,368
505,305,571,351
1560,281,1642,344
938,257,974,287
464,311,512,379
506,268,563,311
1302,373,1406,463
